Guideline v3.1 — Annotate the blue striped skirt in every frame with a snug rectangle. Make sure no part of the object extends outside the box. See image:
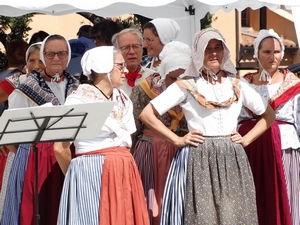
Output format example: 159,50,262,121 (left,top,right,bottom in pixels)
57,155,104,225
0,143,31,225
160,146,189,225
